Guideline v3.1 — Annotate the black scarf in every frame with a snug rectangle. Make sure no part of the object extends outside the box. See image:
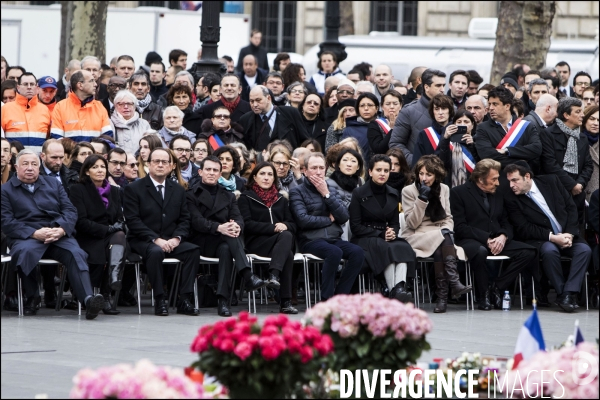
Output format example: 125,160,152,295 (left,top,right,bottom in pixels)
421,181,446,222
386,172,407,192
583,129,598,145
330,170,359,192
